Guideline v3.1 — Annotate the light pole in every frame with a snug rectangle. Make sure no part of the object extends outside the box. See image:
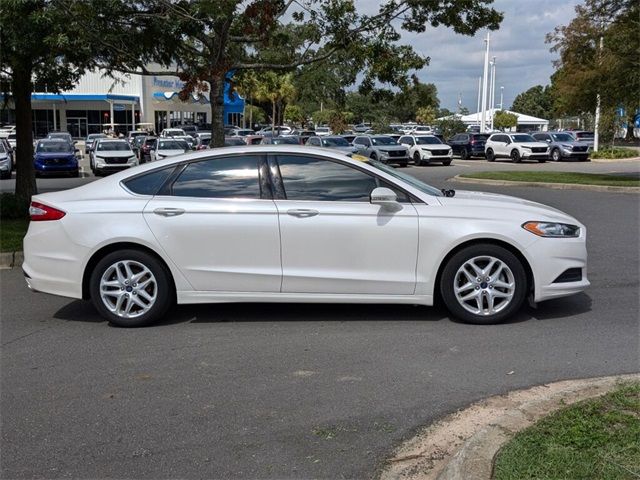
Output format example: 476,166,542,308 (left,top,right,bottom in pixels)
594,34,604,152
489,56,496,131
476,76,482,125
499,86,504,110
480,32,490,132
